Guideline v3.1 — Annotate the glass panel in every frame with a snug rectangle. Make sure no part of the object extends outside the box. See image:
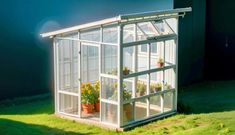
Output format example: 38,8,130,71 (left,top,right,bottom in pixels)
123,24,135,43
123,44,150,74
101,102,117,124
137,22,159,39
150,95,161,116
164,68,175,90
58,39,78,93
137,26,148,41
81,44,99,83
165,40,176,66
123,46,133,75
153,20,174,35
101,77,117,101
165,18,178,34
135,99,147,120
150,41,164,69
136,75,147,97
164,92,173,112
103,25,118,43
123,80,132,101
150,72,163,94
101,45,118,75
137,44,148,72
80,28,100,42
59,94,78,115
